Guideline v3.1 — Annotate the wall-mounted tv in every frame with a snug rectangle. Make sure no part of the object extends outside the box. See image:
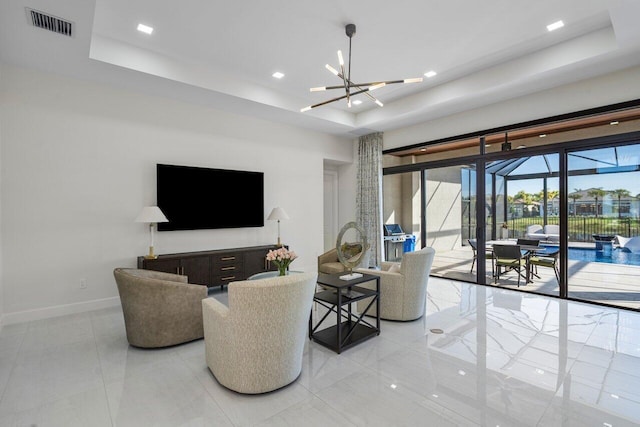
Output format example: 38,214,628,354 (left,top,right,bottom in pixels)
157,164,264,231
